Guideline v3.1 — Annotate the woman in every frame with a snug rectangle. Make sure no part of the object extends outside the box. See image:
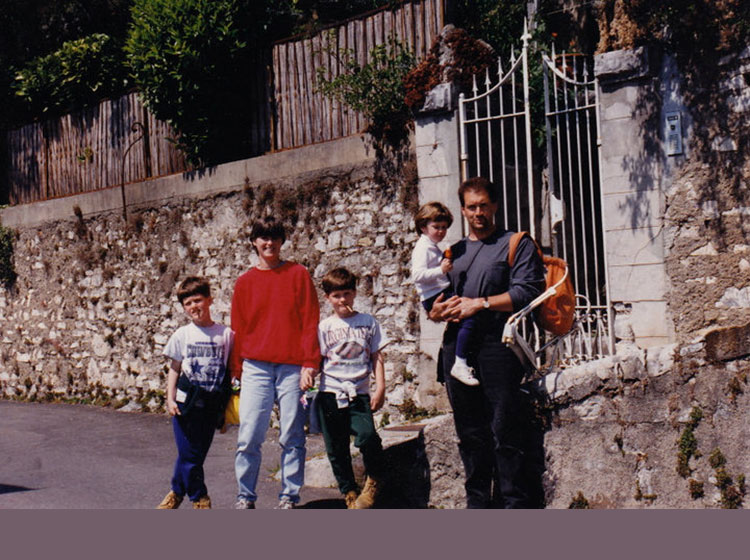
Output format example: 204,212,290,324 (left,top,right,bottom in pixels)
230,216,320,509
